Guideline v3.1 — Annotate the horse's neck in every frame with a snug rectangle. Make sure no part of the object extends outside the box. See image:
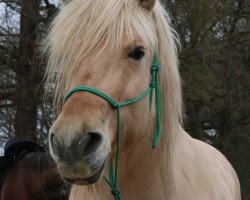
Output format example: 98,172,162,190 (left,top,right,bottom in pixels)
118,136,171,199
107,133,176,199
